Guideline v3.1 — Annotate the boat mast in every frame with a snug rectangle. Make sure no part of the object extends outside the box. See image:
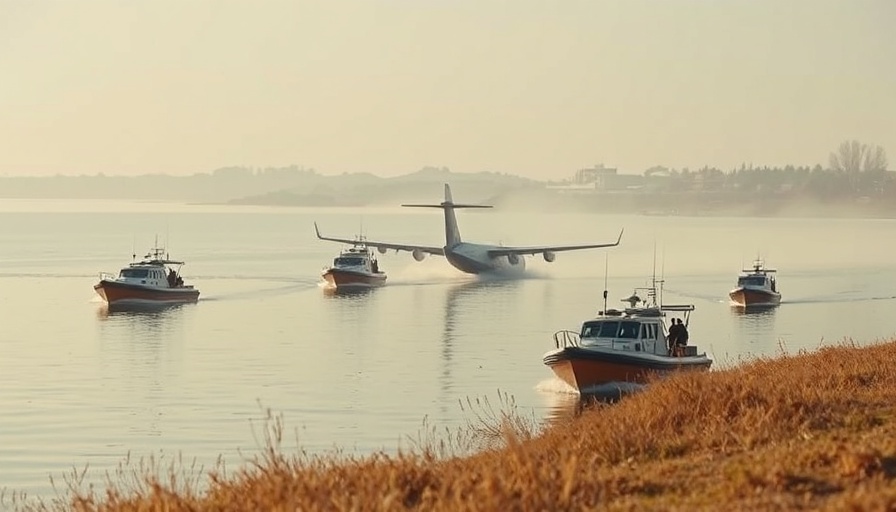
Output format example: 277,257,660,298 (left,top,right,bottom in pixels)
653,240,664,308
602,253,609,314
